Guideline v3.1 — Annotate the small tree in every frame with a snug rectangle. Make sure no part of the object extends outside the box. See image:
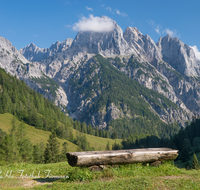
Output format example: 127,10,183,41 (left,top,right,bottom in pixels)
44,132,60,163
106,141,110,150
193,137,200,152
181,138,191,162
191,153,199,170
33,144,41,164
62,142,68,155
112,141,122,150
61,142,68,161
